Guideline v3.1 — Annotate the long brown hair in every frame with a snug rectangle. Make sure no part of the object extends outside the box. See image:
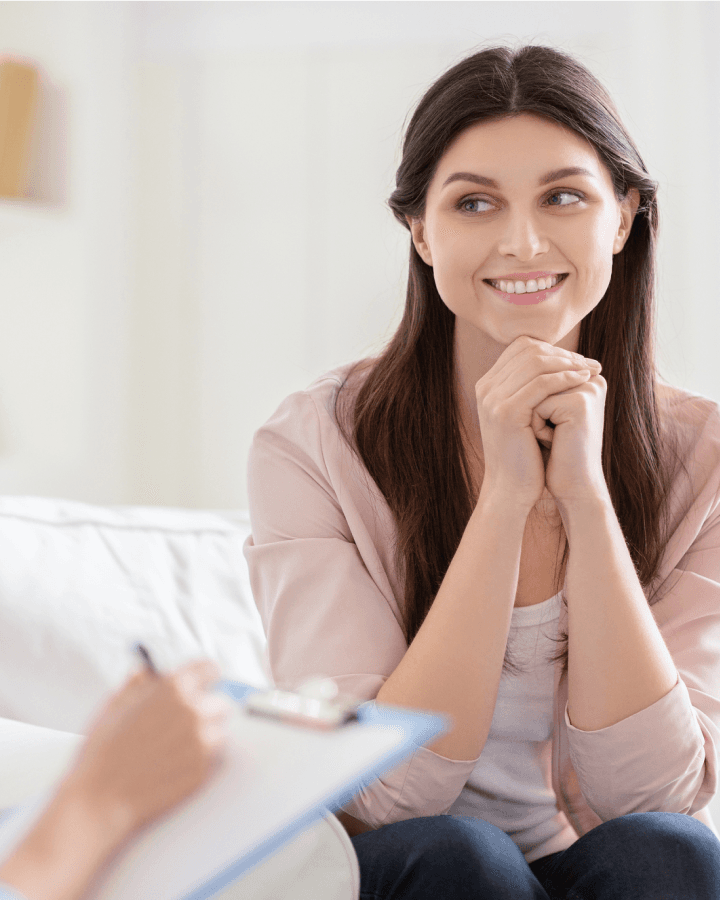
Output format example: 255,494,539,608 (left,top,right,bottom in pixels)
332,43,688,678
